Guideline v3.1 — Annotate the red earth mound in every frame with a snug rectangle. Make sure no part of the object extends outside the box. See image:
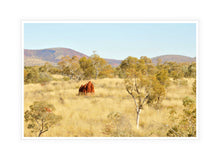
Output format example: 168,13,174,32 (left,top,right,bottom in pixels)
78,81,95,95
